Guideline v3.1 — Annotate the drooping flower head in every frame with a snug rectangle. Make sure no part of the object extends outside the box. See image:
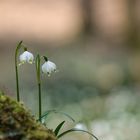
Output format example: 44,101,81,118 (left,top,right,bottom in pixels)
42,56,57,76
19,48,34,65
